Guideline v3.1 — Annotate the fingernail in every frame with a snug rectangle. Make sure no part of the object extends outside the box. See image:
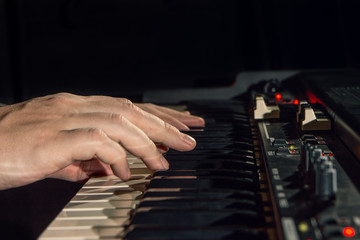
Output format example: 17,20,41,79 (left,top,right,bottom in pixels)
198,117,206,126
182,134,196,147
160,155,170,169
126,167,131,179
